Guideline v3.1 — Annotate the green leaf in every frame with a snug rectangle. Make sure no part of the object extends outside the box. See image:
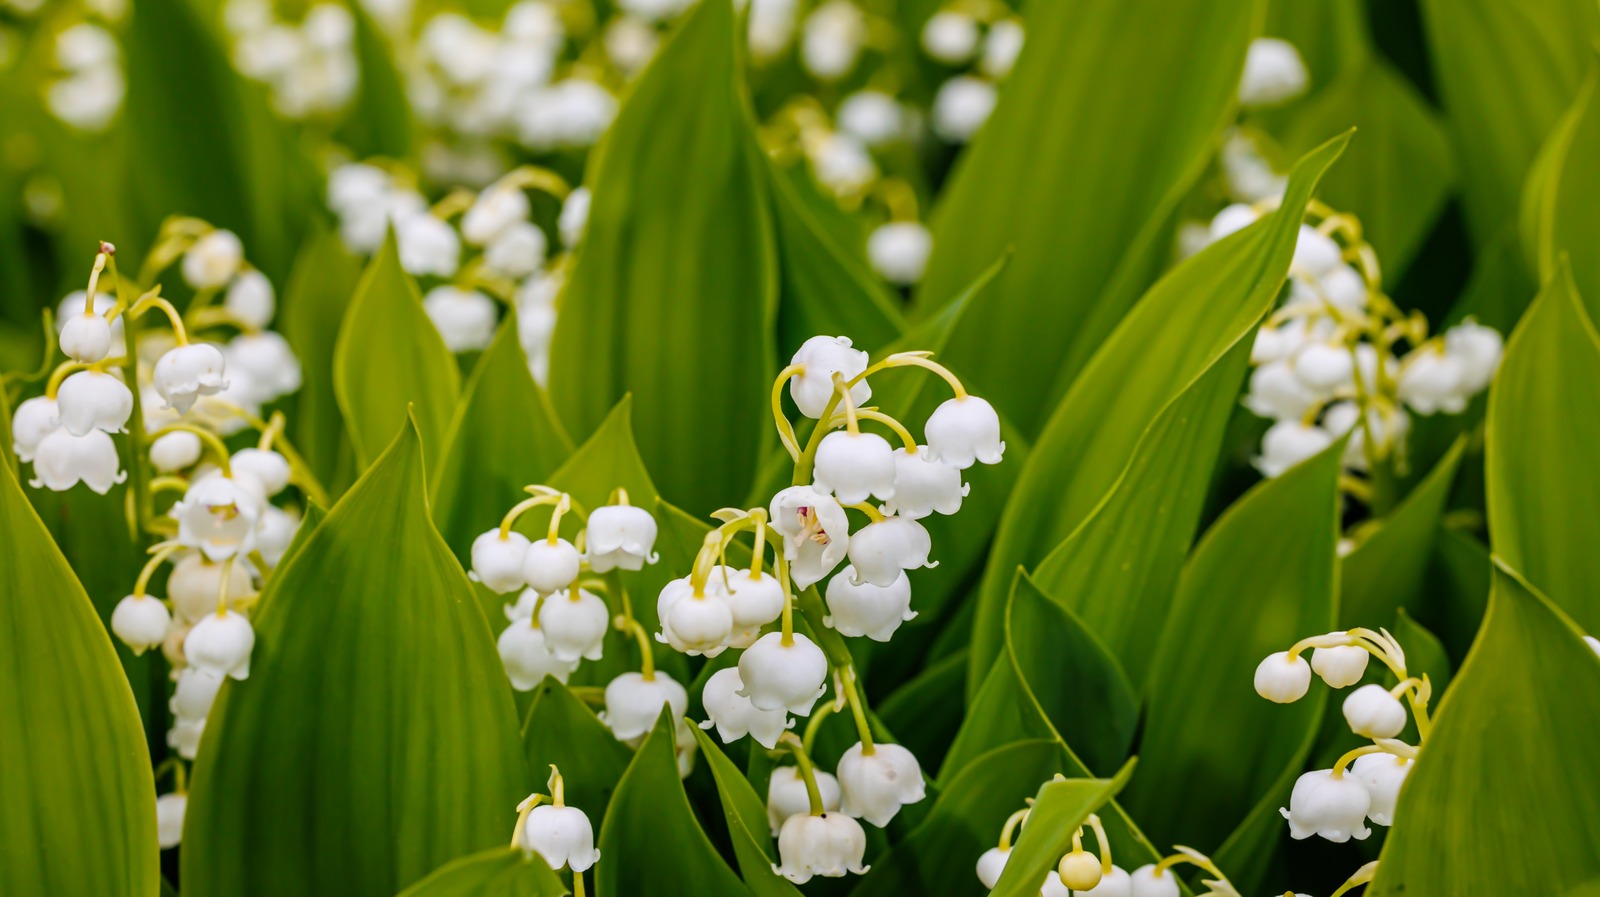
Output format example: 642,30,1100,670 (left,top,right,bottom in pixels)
1369,561,1600,895
397,849,568,897
432,310,573,559
967,134,1351,695
521,678,635,826
1263,0,1367,89
692,728,804,897
282,222,364,495
1029,340,1252,687
0,465,159,896
915,0,1258,434
183,419,527,897
334,0,414,159
989,765,1136,897
1486,261,1600,629
1123,437,1343,866
548,0,775,510
333,232,461,469
1521,70,1600,324
876,650,968,775
1417,0,1599,247
1416,527,1492,664
595,711,749,897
